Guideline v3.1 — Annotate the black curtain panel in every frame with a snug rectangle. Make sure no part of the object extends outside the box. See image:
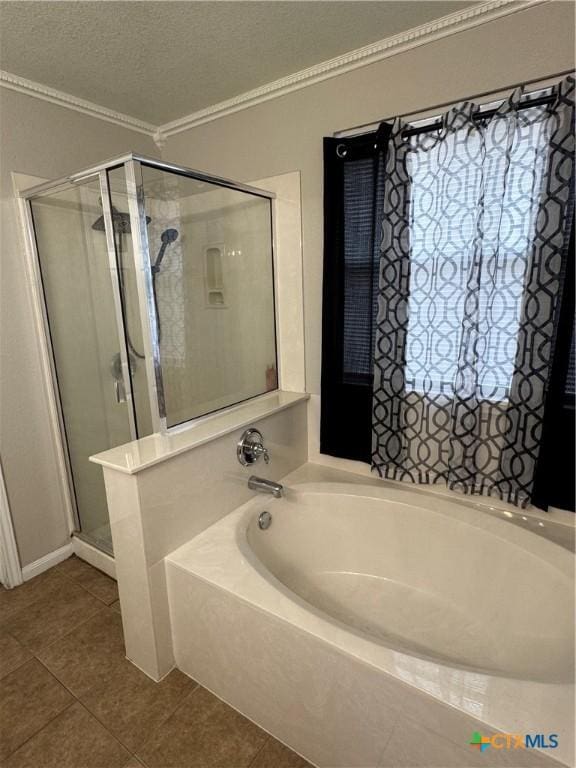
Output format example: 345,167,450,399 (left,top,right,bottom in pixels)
321,125,391,462
532,217,575,511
